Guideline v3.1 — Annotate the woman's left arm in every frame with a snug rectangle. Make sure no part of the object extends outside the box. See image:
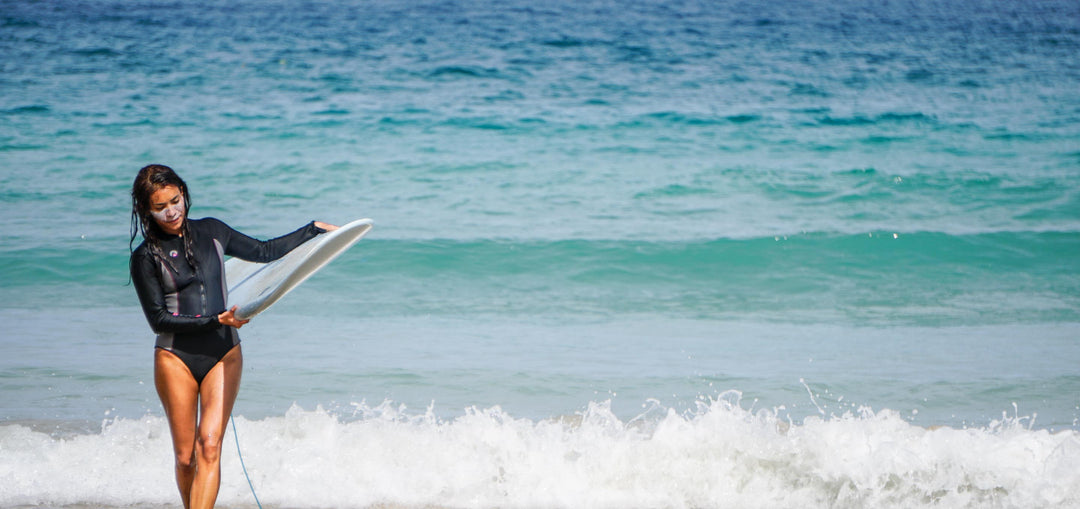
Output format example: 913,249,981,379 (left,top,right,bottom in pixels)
213,218,337,262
